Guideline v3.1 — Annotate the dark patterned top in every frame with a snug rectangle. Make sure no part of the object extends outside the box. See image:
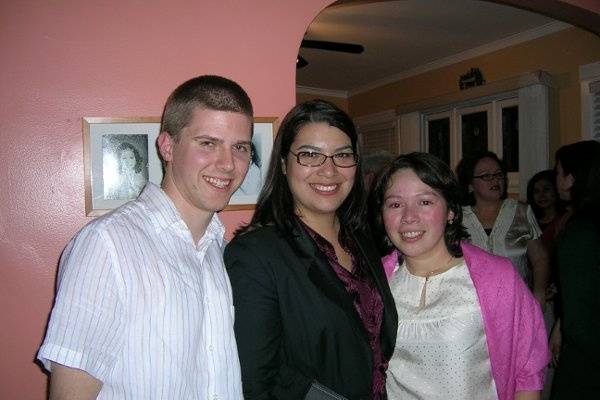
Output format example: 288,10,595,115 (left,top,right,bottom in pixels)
303,223,386,399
